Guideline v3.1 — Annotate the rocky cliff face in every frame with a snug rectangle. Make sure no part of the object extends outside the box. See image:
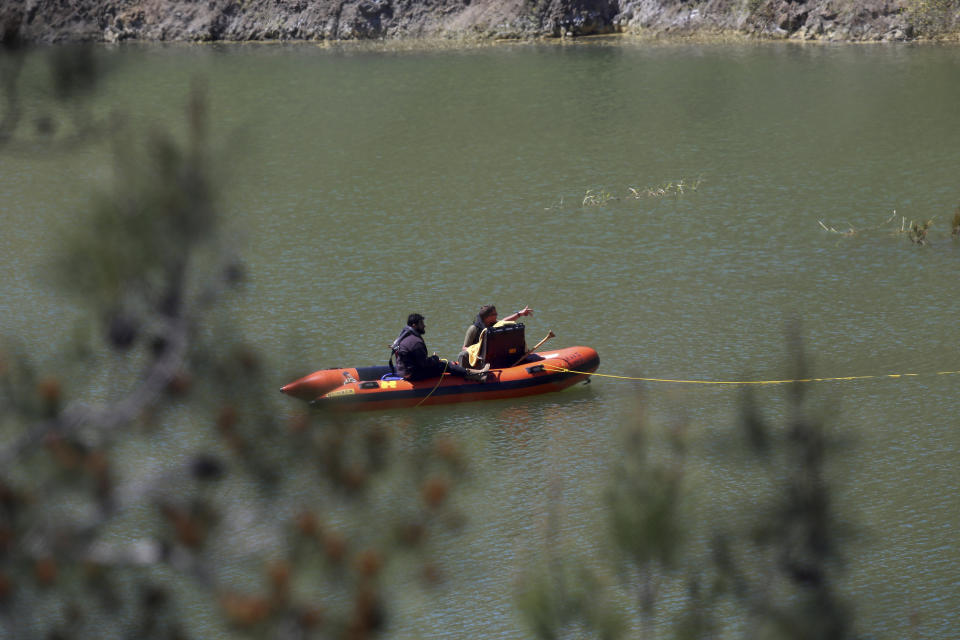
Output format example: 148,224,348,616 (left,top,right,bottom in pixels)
2,0,956,44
